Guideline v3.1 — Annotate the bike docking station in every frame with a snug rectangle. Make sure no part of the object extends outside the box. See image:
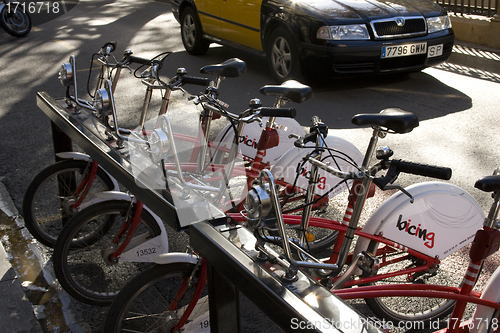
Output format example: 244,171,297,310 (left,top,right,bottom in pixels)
36,90,387,333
